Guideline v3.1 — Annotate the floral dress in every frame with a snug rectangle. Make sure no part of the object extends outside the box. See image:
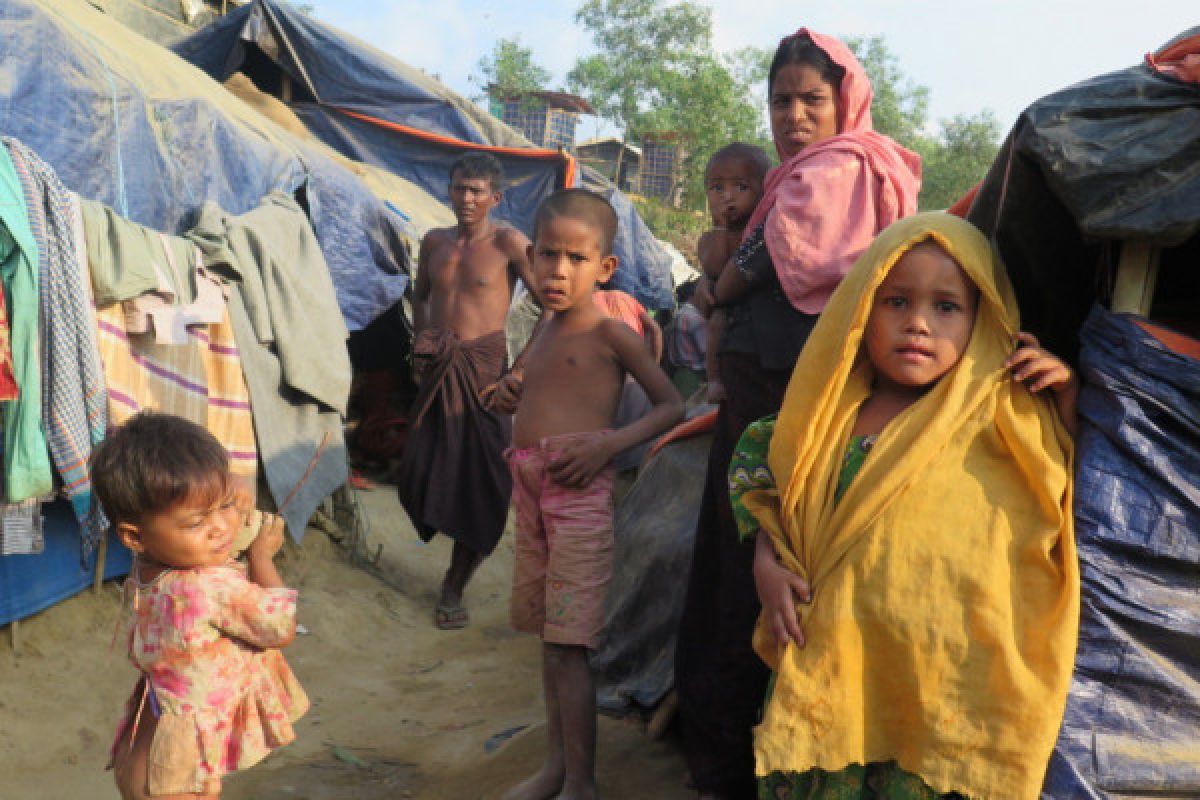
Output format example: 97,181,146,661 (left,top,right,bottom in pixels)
111,563,309,795
729,417,965,800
